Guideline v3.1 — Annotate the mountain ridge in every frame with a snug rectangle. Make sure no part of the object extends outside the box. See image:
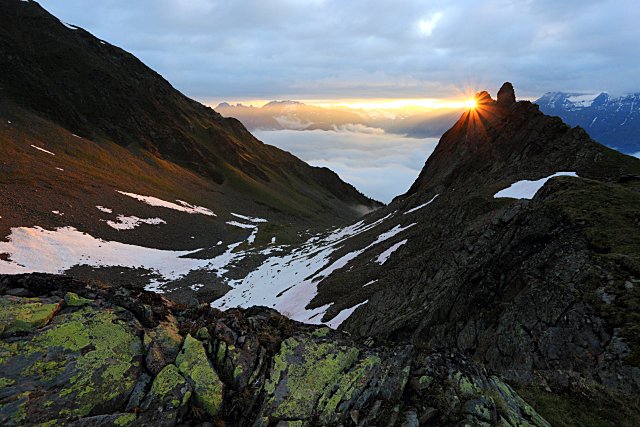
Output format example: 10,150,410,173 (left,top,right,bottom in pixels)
536,90,640,154
0,0,380,215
